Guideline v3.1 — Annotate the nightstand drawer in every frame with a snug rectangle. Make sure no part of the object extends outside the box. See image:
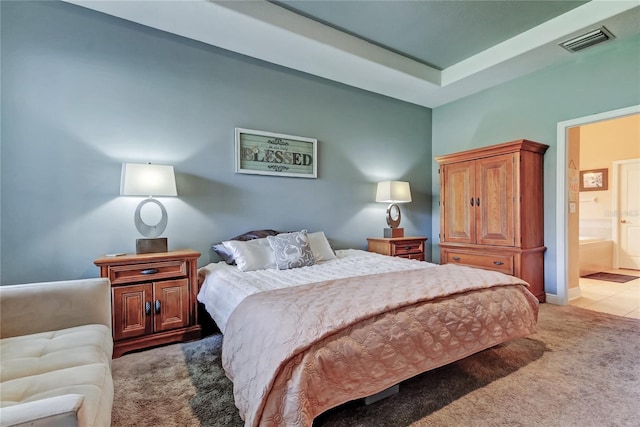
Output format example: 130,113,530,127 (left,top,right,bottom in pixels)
397,253,425,261
367,237,427,261
444,251,513,275
108,260,187,285
392,240,424,256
